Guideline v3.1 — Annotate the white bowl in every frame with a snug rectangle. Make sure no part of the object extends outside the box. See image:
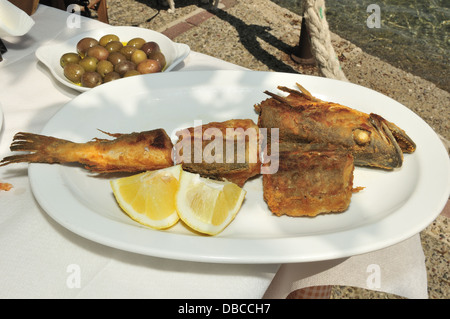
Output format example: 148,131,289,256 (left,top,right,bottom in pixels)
36,26,190,92
0,0,35,38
